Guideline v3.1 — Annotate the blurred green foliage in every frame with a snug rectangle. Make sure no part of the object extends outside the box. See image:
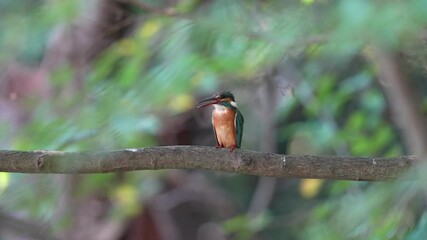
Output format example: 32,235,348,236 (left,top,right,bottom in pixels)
1,0,427,239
